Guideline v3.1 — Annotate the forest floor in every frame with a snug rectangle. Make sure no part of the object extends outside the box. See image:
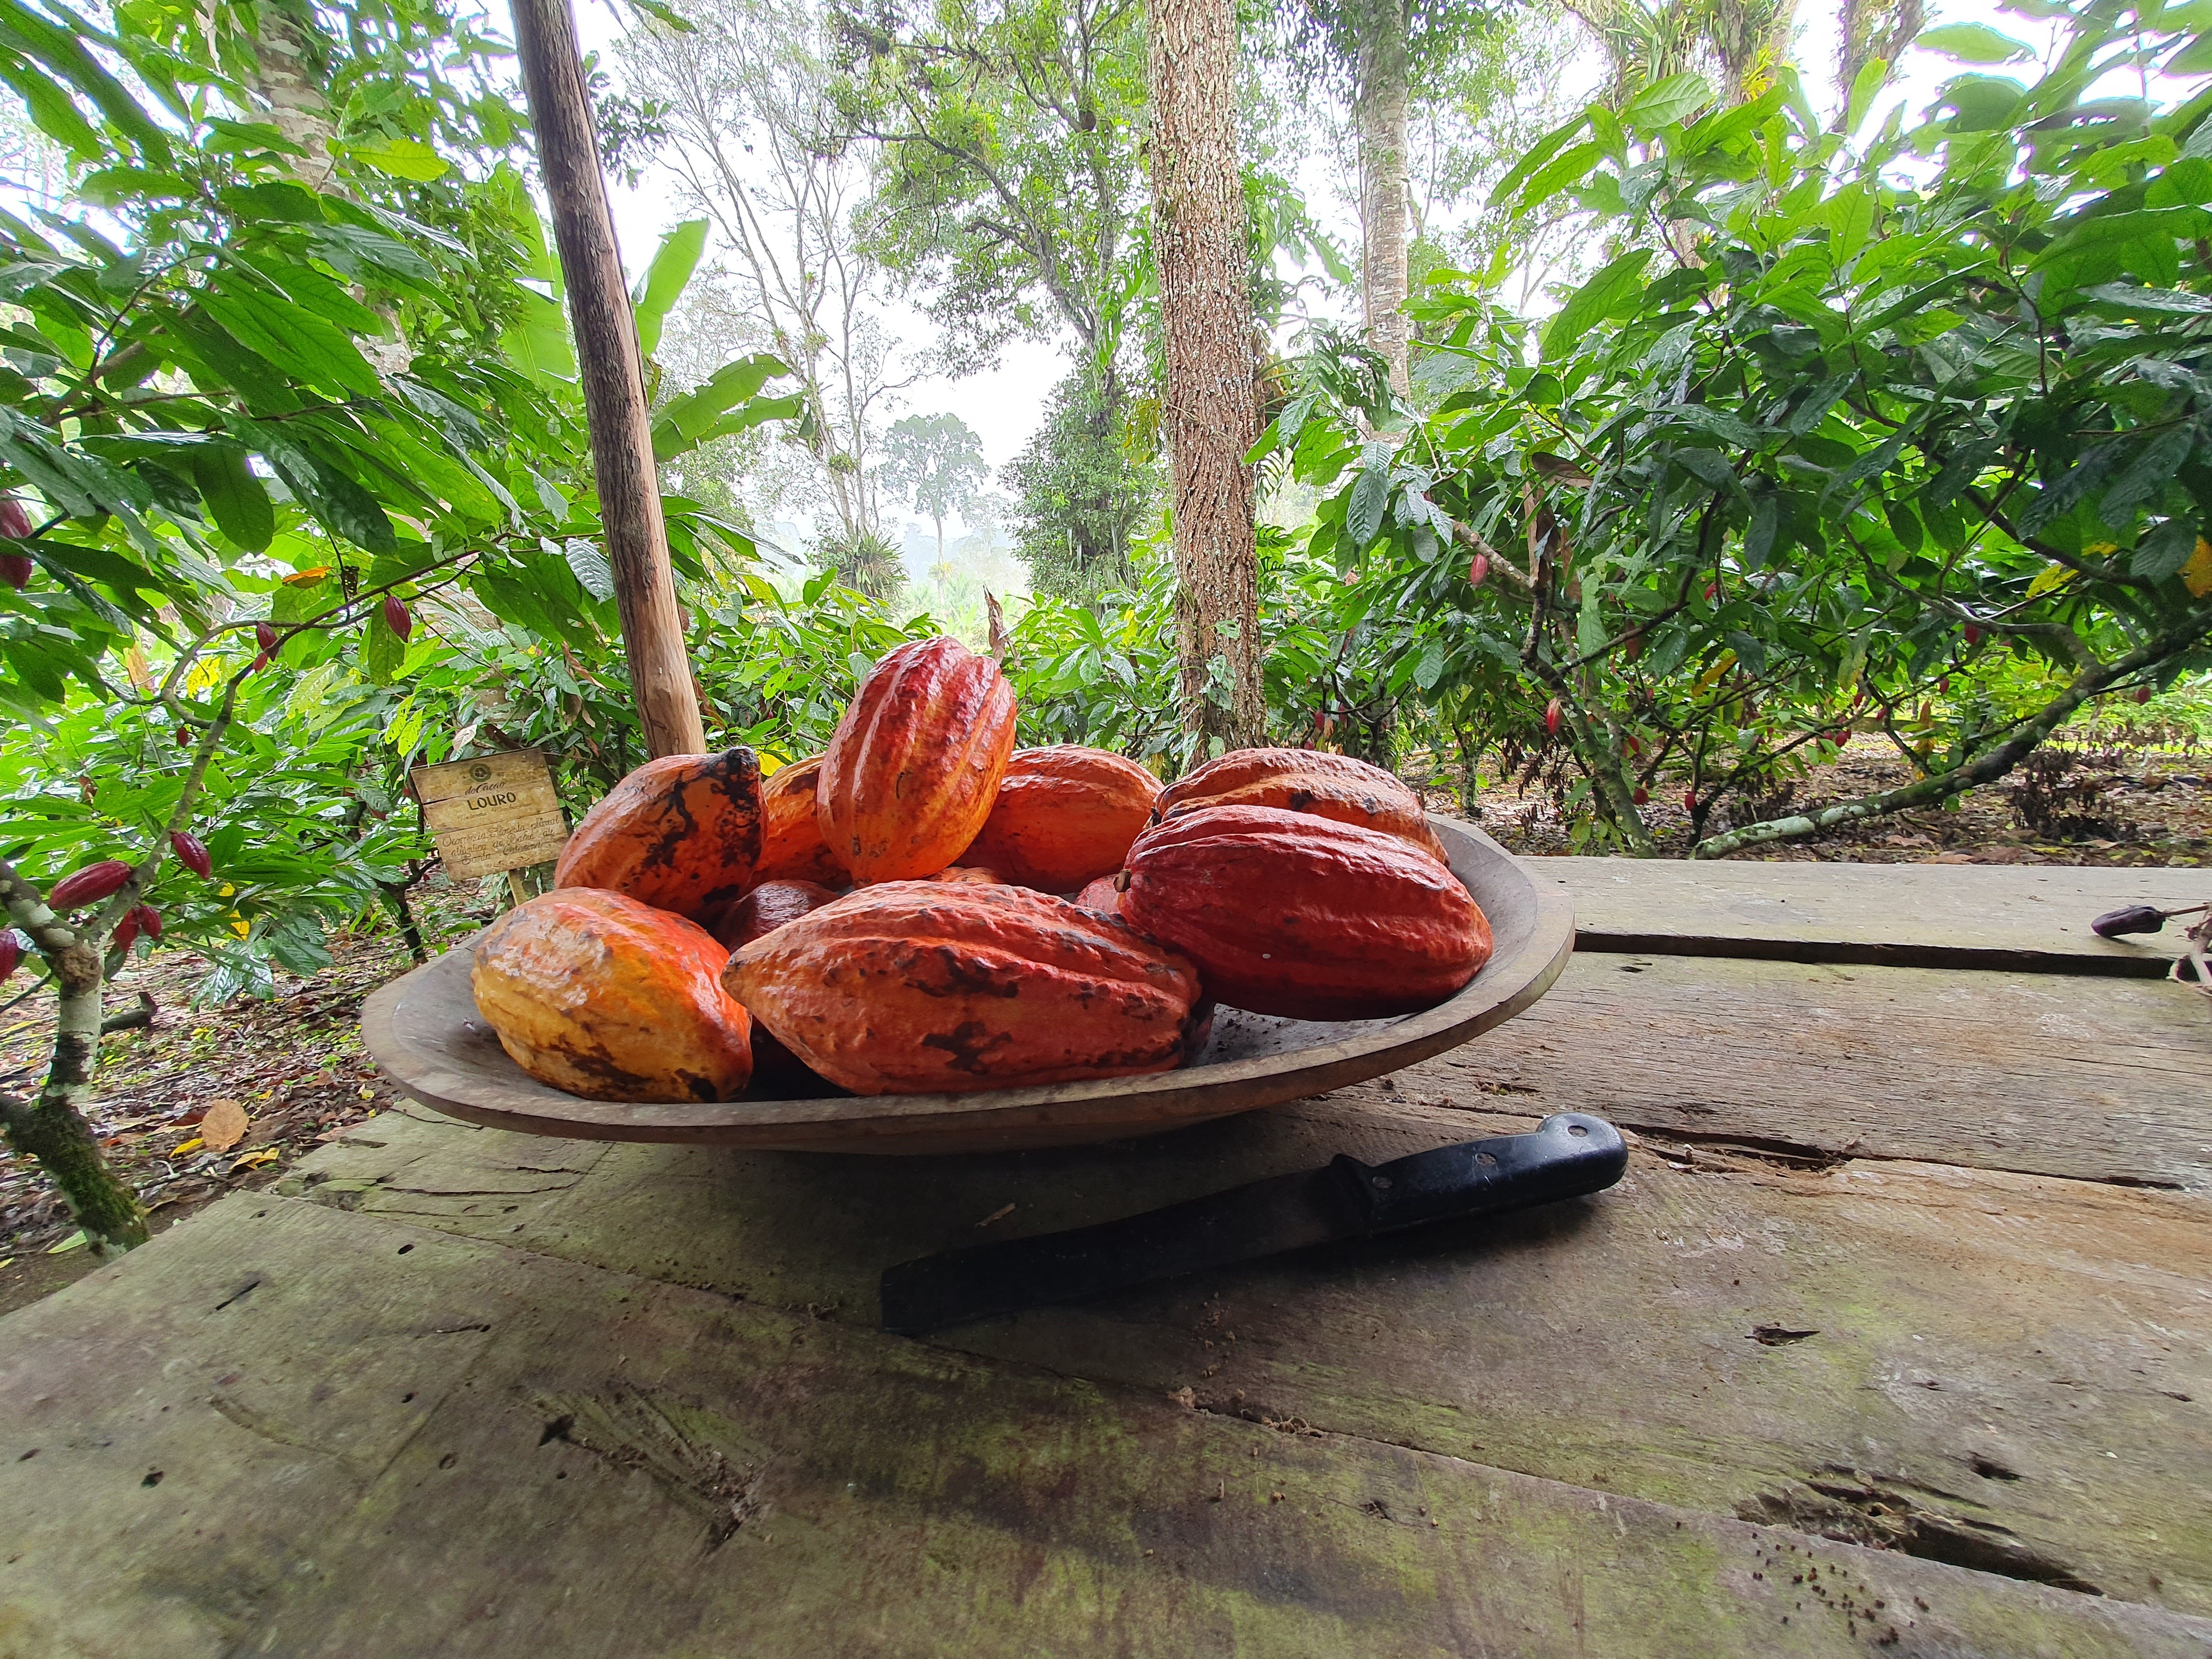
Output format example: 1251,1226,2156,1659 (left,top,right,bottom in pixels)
4,733,2208,1314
